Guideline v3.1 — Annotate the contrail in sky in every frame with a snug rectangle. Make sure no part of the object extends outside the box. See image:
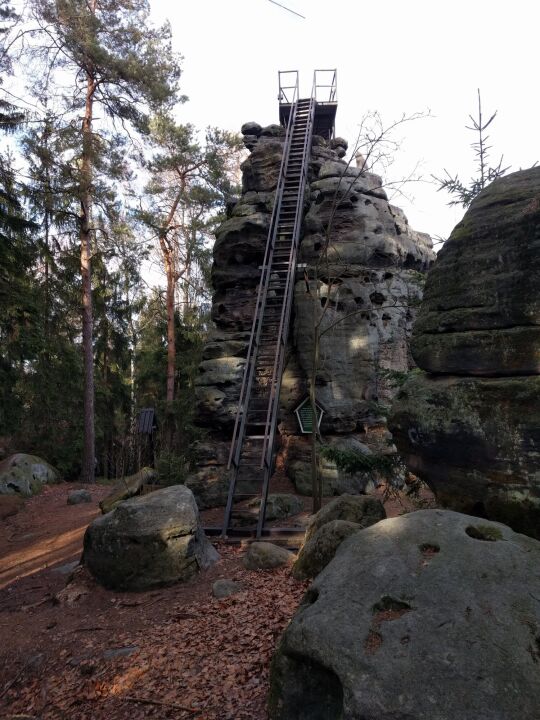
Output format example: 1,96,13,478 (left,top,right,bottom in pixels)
267,0,306,19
